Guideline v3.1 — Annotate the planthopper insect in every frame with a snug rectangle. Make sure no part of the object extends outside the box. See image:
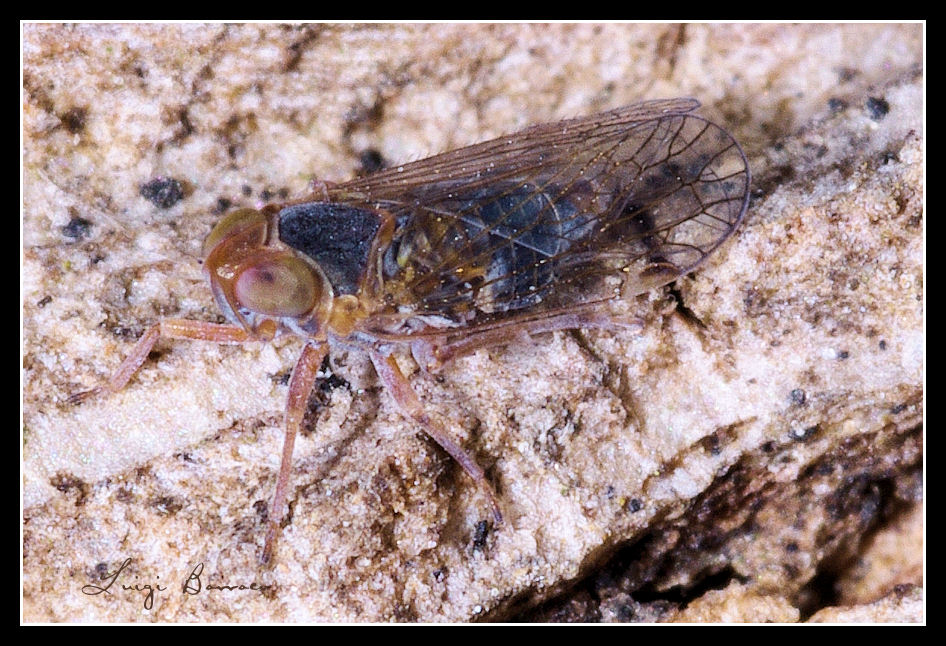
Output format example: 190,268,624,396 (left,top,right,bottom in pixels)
69,98,750,563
